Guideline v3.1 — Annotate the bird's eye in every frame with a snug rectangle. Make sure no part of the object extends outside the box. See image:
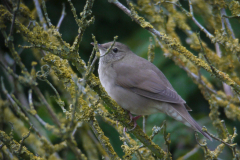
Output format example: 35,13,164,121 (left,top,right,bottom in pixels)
113,48,118,53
